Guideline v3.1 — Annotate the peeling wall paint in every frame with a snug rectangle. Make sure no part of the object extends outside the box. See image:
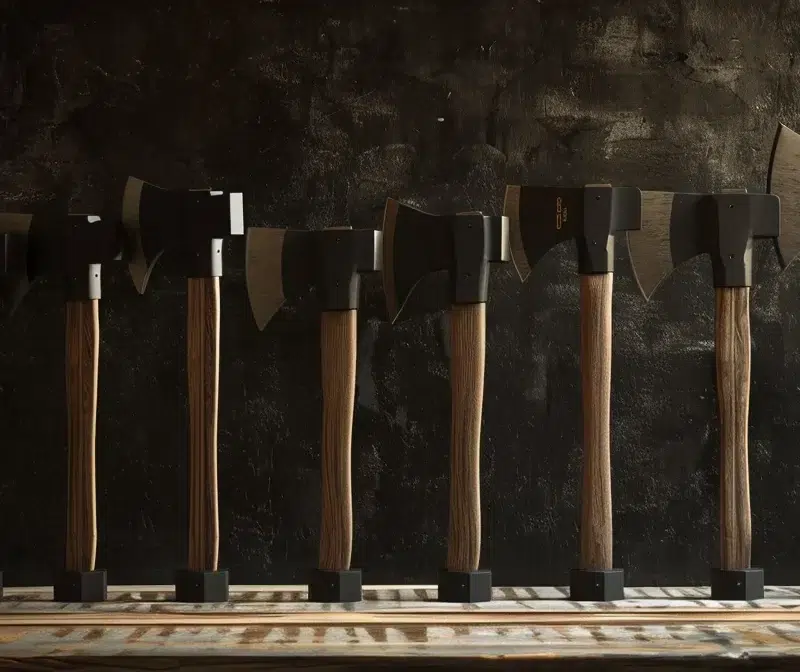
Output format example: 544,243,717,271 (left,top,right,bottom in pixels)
0,0,799,587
